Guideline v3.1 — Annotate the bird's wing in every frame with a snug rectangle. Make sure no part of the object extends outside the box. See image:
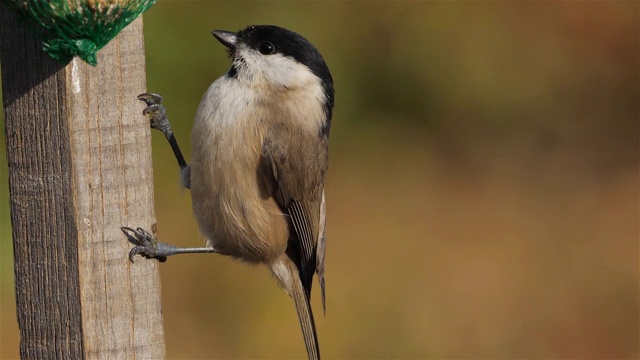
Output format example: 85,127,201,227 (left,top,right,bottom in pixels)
260,131,327,298
316,190,327,314
260,131,327,360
